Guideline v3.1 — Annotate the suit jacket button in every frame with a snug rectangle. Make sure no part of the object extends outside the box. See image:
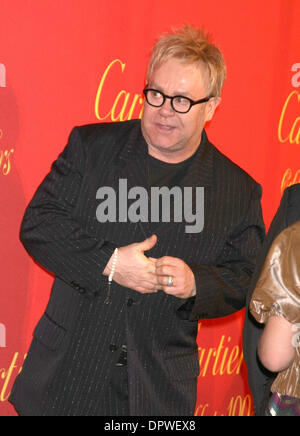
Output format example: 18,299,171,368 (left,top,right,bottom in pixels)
71,282,81,291
127,298,134,307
